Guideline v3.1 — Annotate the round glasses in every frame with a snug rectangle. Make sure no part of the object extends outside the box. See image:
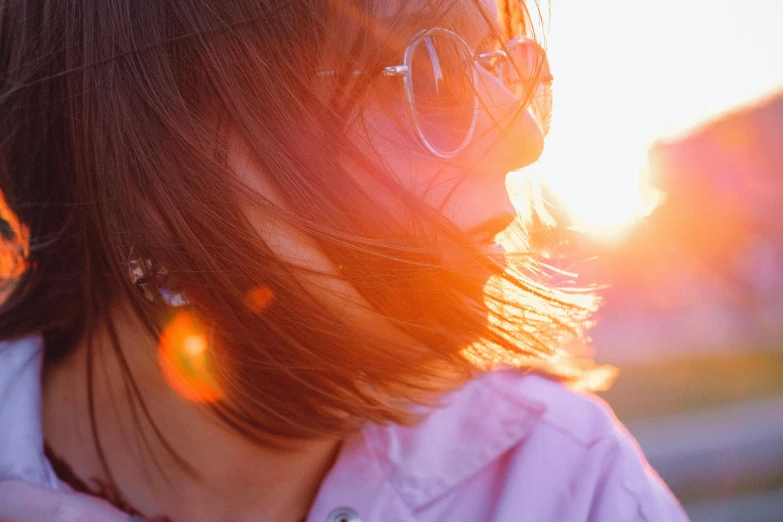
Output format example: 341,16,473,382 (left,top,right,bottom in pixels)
382,28,553,159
